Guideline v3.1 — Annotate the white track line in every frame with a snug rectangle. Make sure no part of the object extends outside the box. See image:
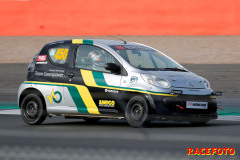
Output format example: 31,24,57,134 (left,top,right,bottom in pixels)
0,109,20,115
217,116,240,121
